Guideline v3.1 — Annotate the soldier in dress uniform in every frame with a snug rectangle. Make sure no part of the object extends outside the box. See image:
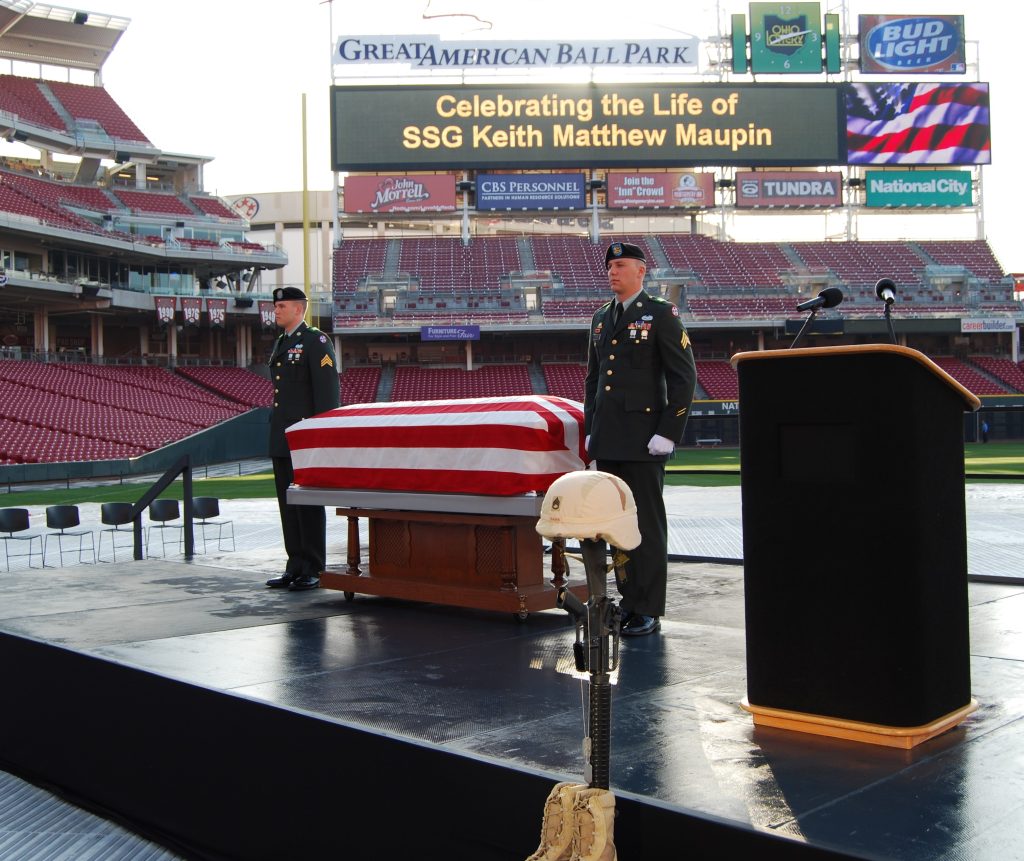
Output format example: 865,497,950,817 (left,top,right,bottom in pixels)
584,242,697,636
264,287,340,591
